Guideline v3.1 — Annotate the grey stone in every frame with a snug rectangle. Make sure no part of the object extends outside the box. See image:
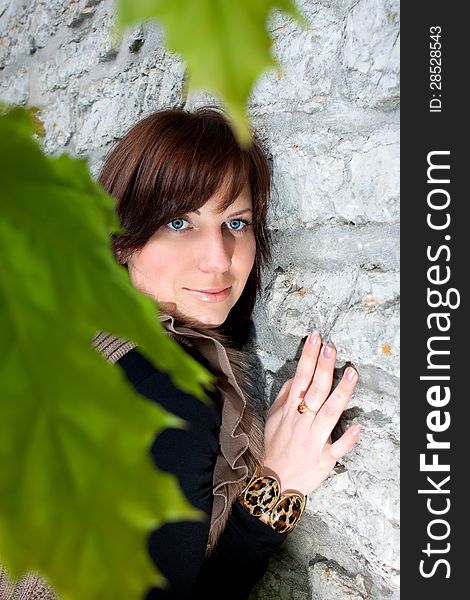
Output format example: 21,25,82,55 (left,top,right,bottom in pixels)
341,0,400,109
270,224,399,272
67,0,100,28
308,557,372,600
251,2,344,113
127,26,145,53
0,64,29,105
